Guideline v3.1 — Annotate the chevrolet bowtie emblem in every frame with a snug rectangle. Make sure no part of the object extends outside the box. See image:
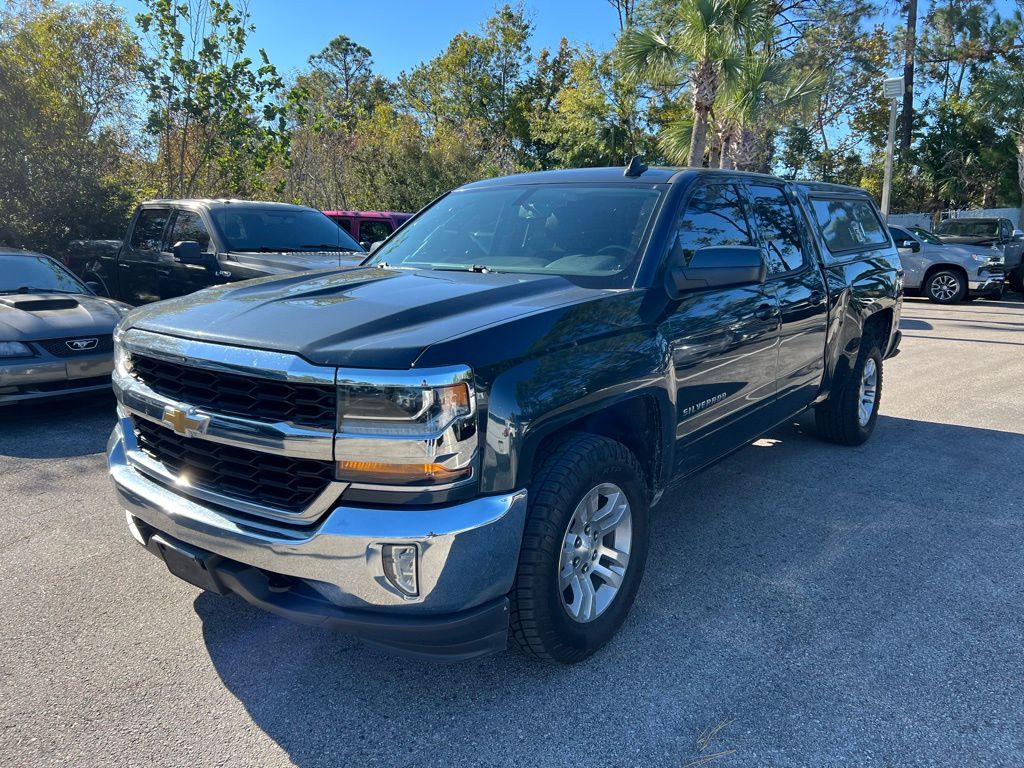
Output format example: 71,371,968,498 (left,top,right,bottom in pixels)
161,405,210,438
